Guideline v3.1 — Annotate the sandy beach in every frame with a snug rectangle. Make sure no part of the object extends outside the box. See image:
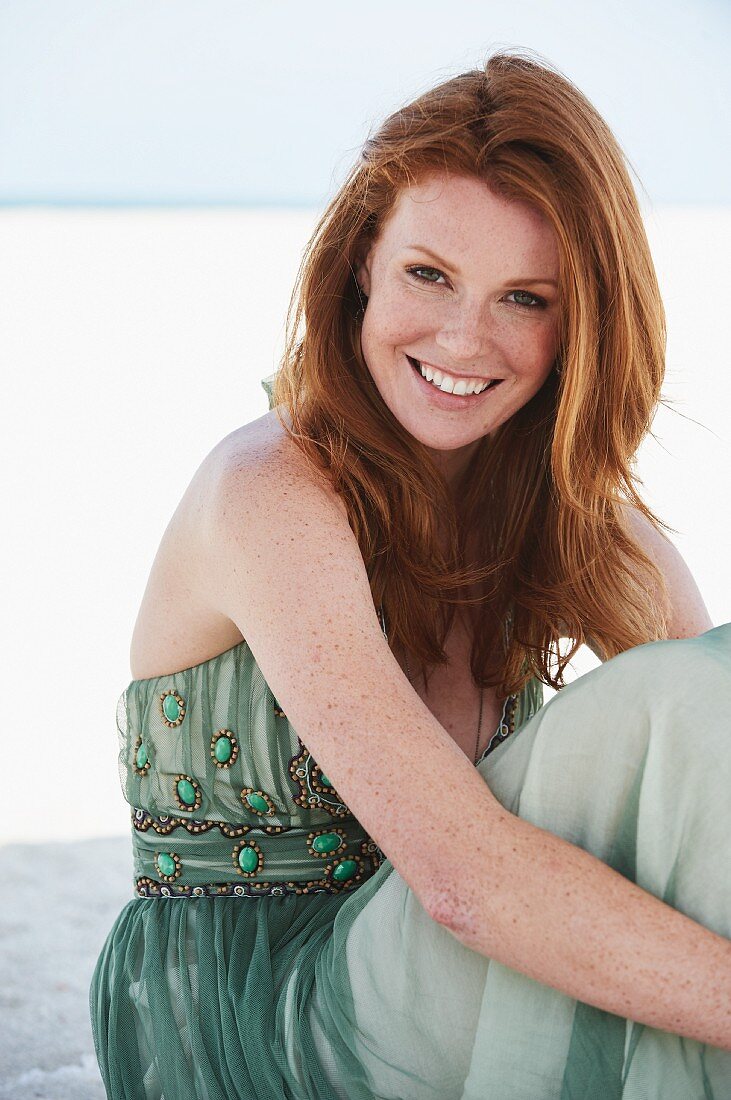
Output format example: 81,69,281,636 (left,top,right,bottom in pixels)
0,837,133,1097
